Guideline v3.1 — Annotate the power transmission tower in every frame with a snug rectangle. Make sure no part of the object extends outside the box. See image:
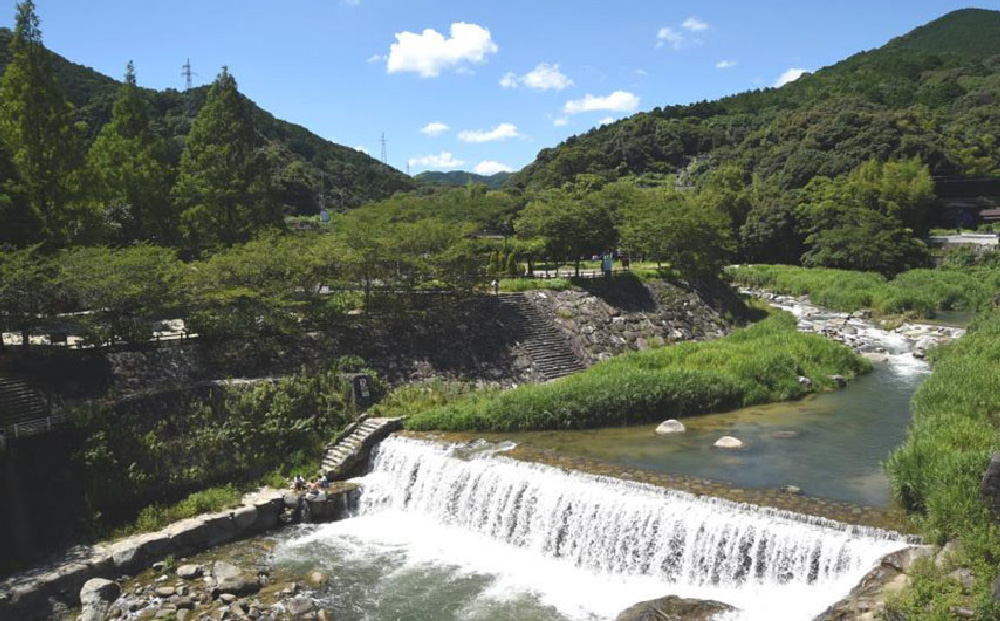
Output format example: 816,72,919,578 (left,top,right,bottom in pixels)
379,133,388,169
181,59,197,117
182,59,194,91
